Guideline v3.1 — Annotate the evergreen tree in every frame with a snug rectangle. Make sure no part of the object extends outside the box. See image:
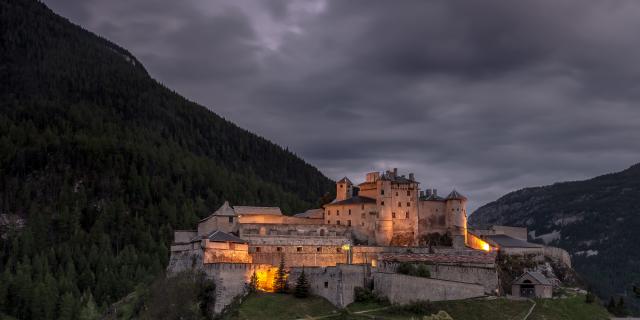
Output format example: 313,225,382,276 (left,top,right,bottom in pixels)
248,271,259,293
273,256,288,293
58,292,76,320
294,269,310,298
